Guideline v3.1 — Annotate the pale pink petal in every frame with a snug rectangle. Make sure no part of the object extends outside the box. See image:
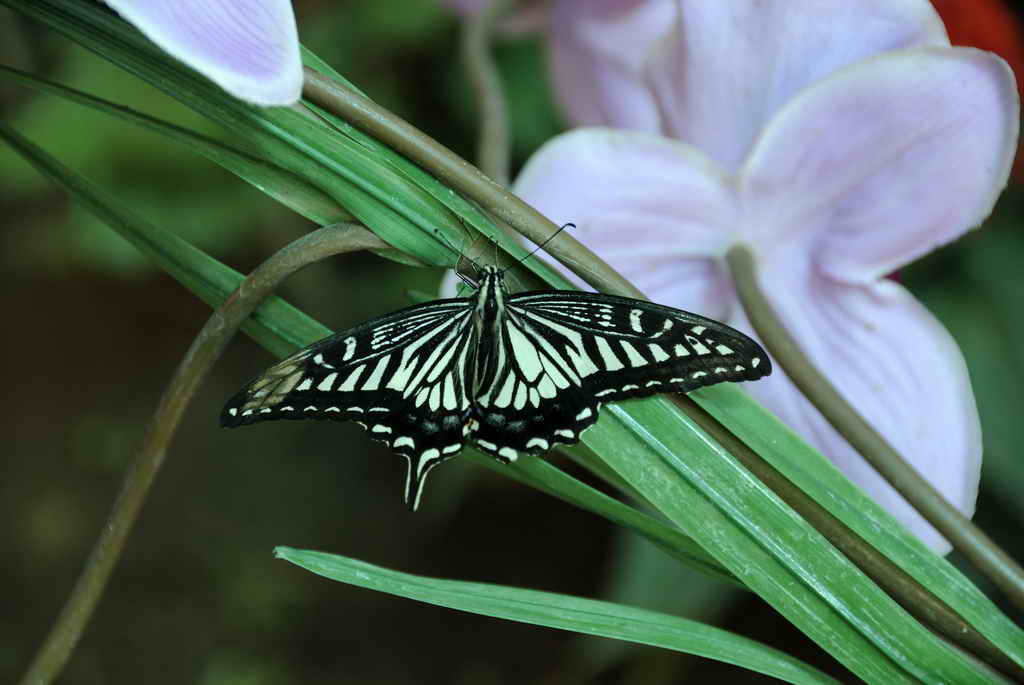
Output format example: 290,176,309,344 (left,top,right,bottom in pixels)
740,48,1018,281
514,128,737,315
742,264,981,553
646,0,948,170
548,0,677,129
104,0,302,106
